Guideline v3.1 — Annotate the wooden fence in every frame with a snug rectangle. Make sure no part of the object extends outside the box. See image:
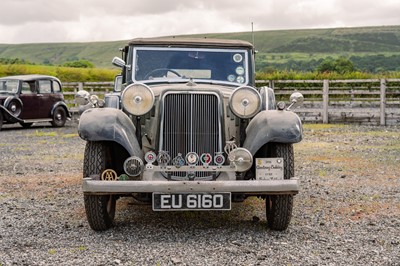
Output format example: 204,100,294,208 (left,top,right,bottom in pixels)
63,79,400,126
